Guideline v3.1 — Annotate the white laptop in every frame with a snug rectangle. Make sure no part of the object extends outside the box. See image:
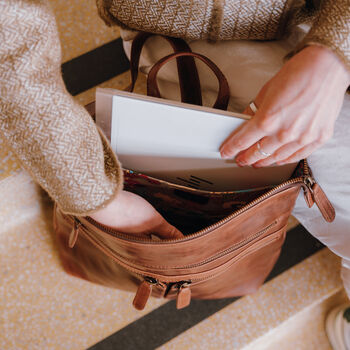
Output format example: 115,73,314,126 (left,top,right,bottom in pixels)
95,88,296,191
